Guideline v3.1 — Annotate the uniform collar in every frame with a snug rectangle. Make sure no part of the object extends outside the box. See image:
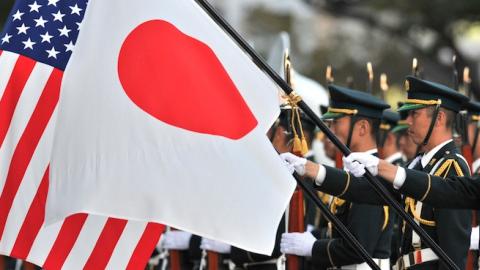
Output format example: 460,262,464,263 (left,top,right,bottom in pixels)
421,139,453,168
385,152,403,164
473,158,480,174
